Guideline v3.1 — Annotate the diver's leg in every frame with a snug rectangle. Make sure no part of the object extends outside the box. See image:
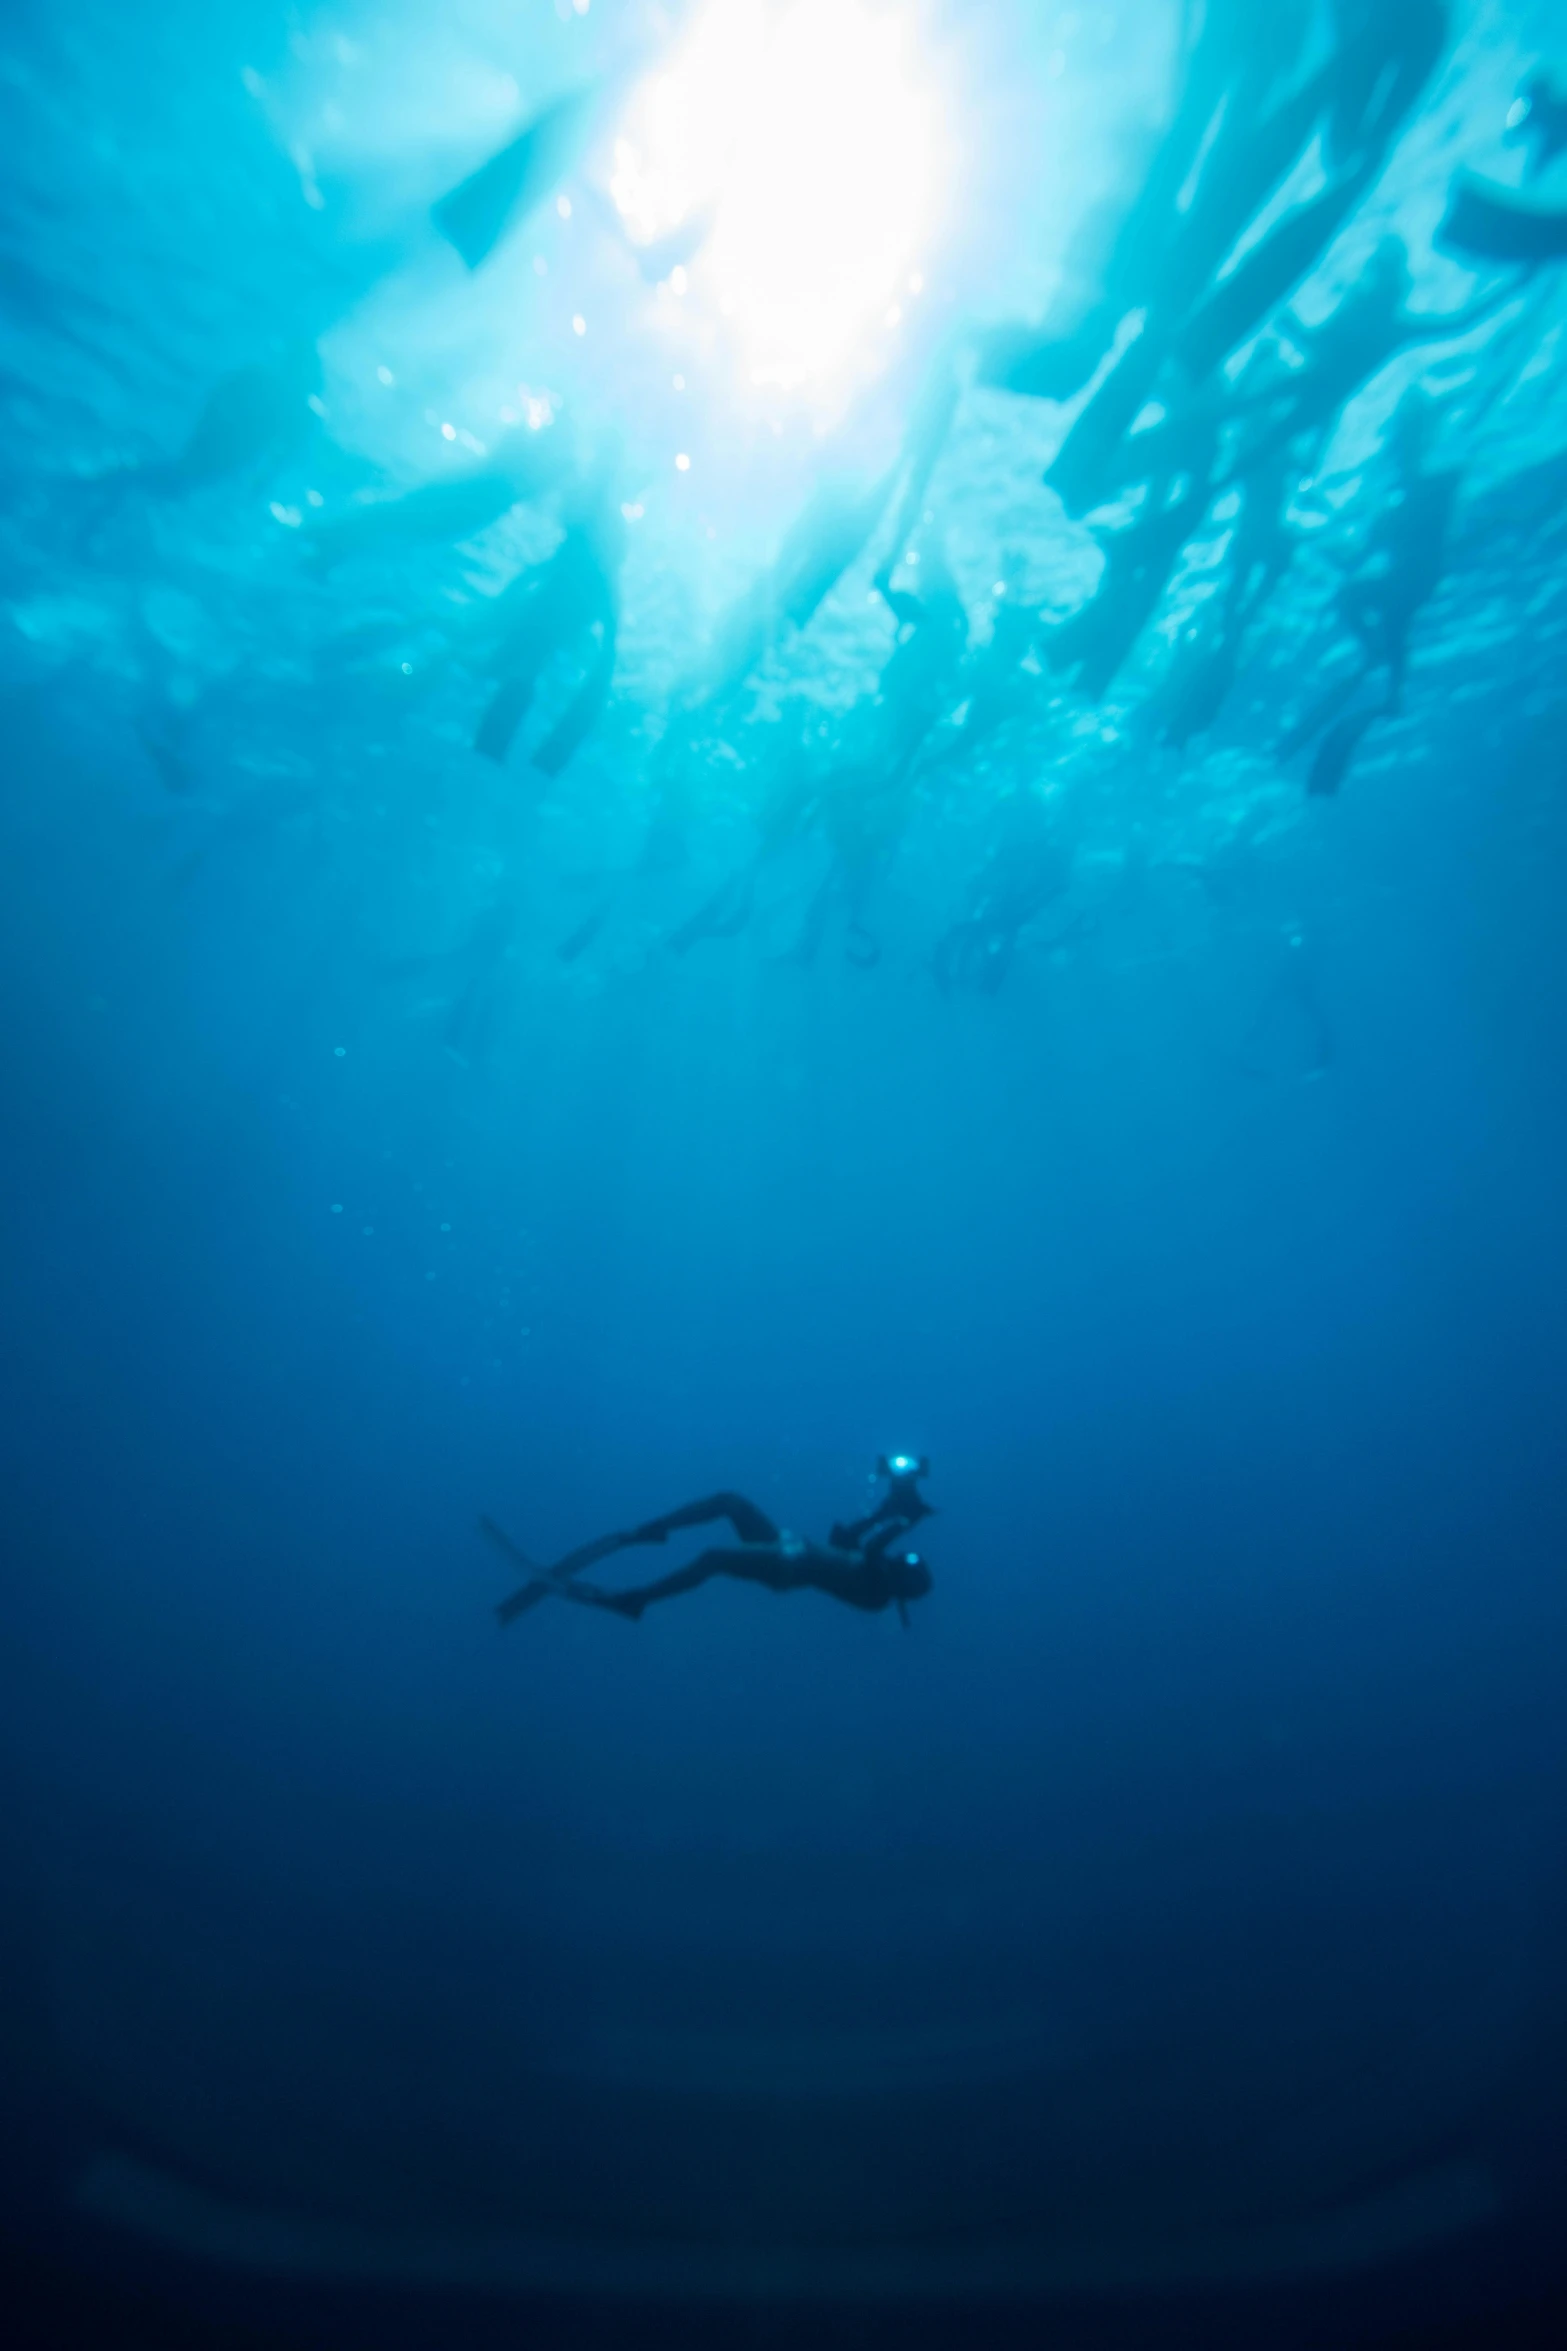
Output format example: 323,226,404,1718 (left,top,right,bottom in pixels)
475,666,541,763
589,1548,740,1619
629,1493,782,1545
